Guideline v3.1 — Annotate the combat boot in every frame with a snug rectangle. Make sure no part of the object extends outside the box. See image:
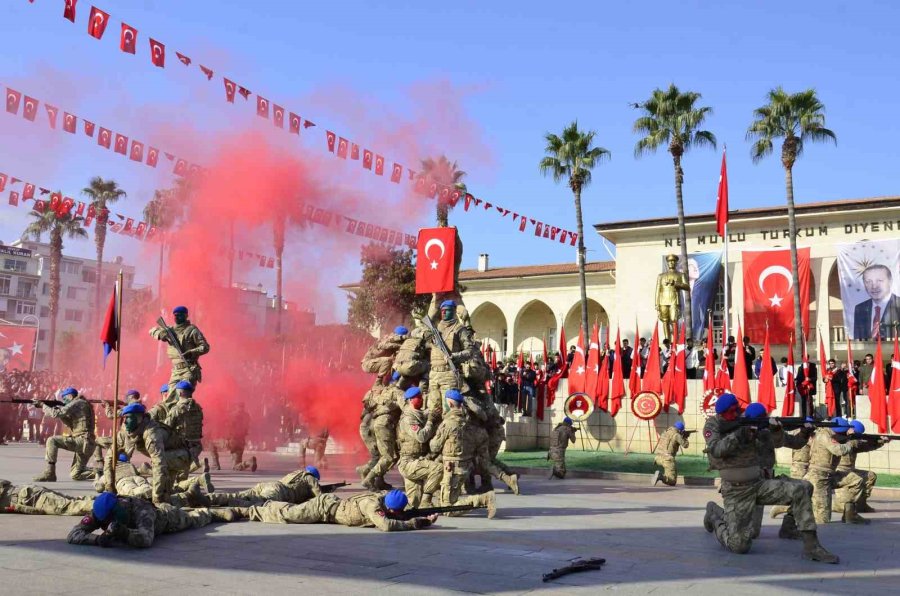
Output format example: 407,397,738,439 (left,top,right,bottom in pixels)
651,470,661,486
770,505,789,518
250,456,258,472
33,462,57,482
703,501,722,533
71,468,96,481
842,502,870,525
485,491,497,519
420,494,434,508
801,531,839,564
778,514,802,540
208,507,246,522
501,473,520,495
374,477,394,490
211,451,221,471
857,496,876,513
